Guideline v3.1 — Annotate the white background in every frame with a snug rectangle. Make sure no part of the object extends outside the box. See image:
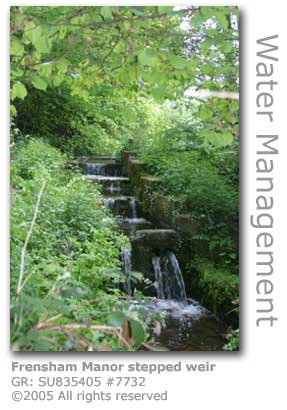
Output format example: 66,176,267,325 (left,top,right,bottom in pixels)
1,1,286,409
